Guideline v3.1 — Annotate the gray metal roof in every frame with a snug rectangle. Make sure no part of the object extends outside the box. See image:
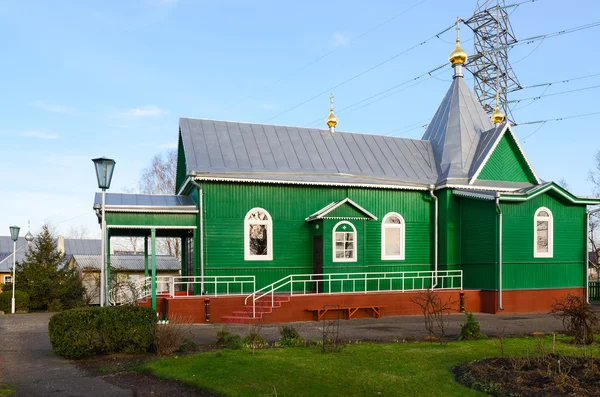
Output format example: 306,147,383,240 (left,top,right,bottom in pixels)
94,193,197,210
0,237,101,272
179,118,438,188
72,254,180,272
469,124,504,179
422,76,494,182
